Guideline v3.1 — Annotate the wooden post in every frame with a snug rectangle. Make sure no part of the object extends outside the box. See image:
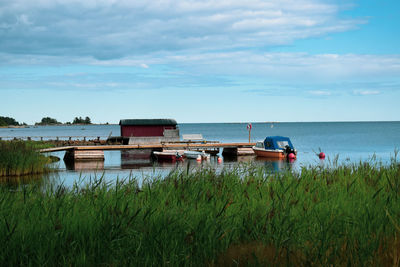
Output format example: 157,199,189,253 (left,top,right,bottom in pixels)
40,137,43,141
247,123,252,143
